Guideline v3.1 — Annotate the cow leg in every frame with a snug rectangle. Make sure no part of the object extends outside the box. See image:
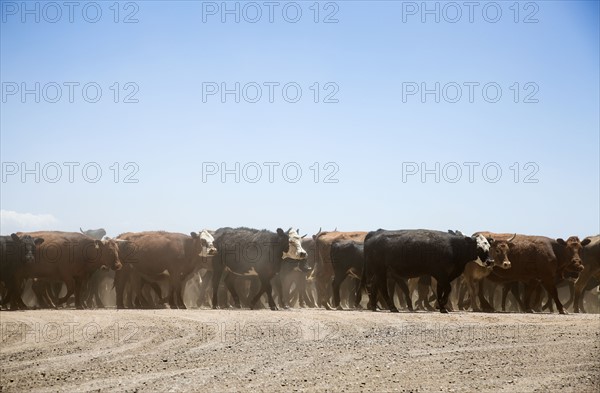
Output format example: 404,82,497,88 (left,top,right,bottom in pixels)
249,276,276,310
458,278,469,310
223,273,241,308
573,266,593,313
173,274,186,309
465,277,479,312
273,275,287,309
523,281,535,313
378,271,398,313
211,265,224,309
74,278,85,309
477,280,494,312
420,277,436,311
563,281,574,310
392,278,412,311
114,269,127,309
332,274,345,310
56,278,76,306
436,279,451,313
197,270,212,308
541,279,566,314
